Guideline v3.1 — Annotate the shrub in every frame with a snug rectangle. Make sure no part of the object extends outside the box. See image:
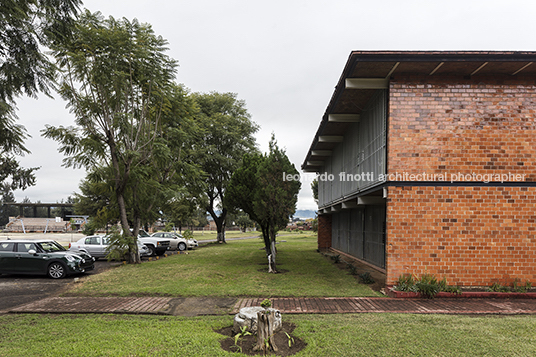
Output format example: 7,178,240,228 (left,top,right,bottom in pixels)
359,272,375,285
394,274,417,292
395,274,461,297
487,282,510,293
415,273,440,299
182,229,194,240
105,227,136,261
